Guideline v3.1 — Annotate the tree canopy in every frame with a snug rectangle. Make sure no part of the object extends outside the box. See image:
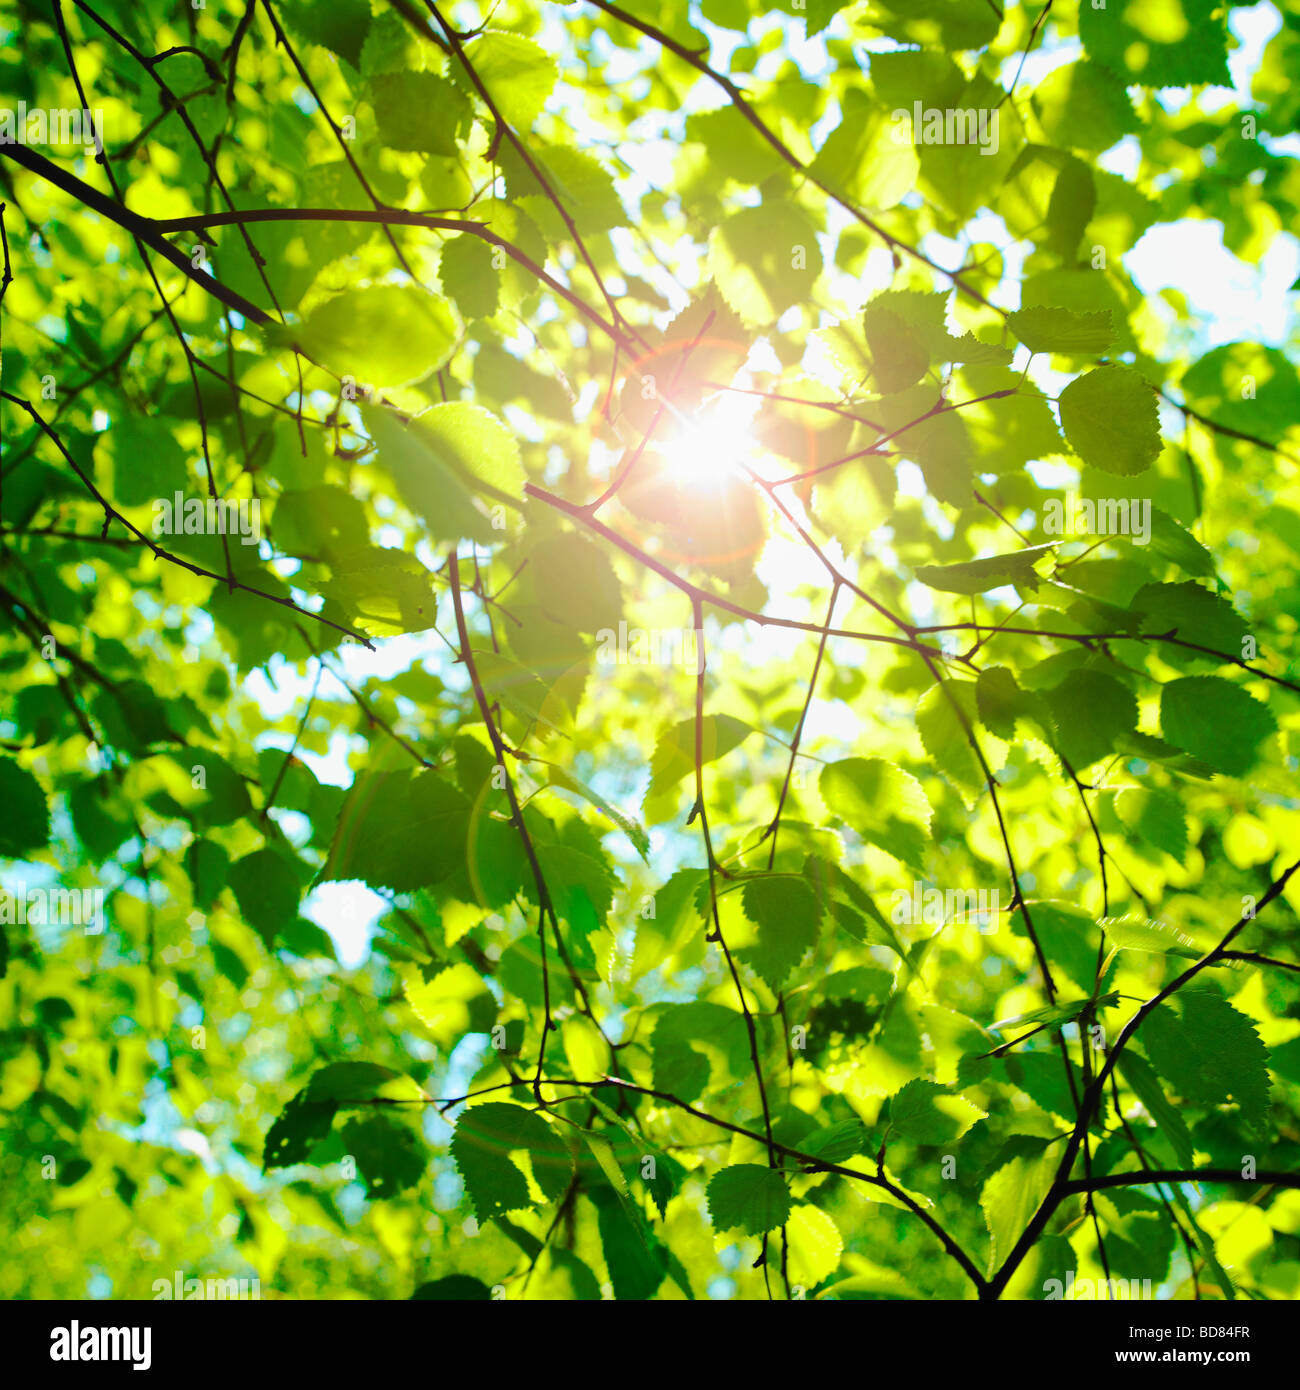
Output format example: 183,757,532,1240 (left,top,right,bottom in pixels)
2,0,1300,1302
